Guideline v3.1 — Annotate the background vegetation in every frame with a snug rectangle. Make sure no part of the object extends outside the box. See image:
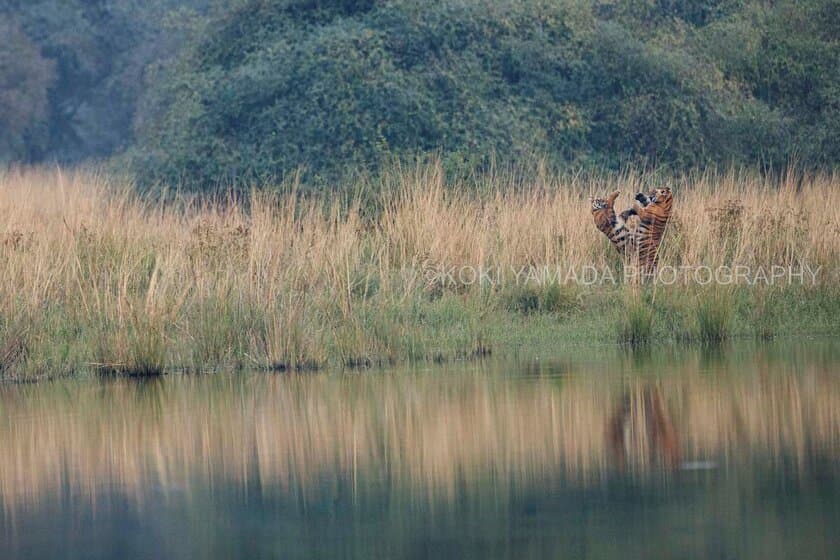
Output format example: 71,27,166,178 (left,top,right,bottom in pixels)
1,0,838,188
0,0,210,163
